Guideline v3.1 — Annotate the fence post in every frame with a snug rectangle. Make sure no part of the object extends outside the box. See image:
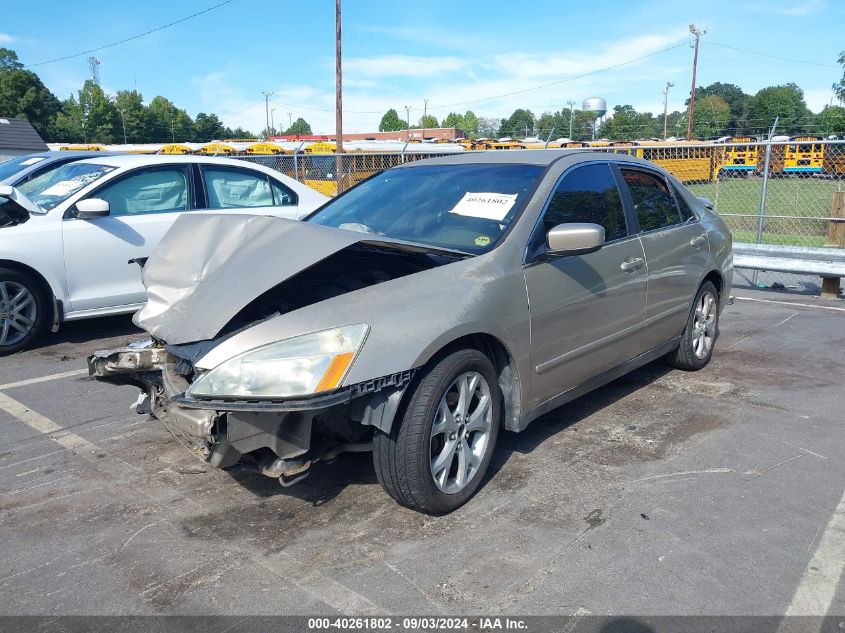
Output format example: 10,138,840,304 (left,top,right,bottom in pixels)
821,191,845,299
293,151,300,182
